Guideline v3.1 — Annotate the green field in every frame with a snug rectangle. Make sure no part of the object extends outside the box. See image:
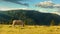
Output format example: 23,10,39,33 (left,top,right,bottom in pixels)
0,25,60,34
